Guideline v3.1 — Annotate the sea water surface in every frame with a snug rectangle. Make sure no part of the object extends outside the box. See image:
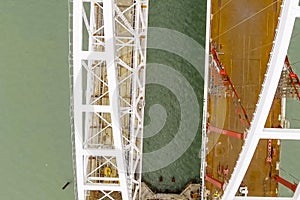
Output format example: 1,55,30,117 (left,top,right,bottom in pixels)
0,1,74,199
